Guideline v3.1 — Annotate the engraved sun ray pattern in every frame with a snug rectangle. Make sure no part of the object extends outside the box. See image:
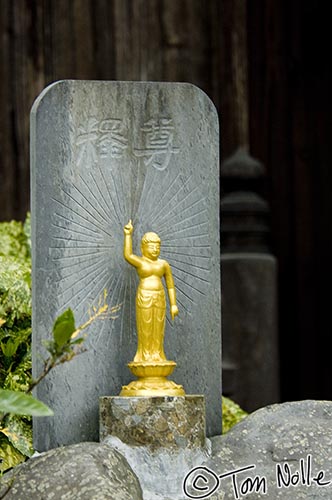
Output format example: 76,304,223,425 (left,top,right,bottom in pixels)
135,165,211,319
51,169,127,348
50,113,211,348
